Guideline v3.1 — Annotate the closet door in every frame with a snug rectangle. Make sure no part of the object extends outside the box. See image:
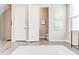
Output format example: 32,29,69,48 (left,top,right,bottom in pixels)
49,5,66,41
53,5,66,41
49,5,54,41
28,5,39,41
